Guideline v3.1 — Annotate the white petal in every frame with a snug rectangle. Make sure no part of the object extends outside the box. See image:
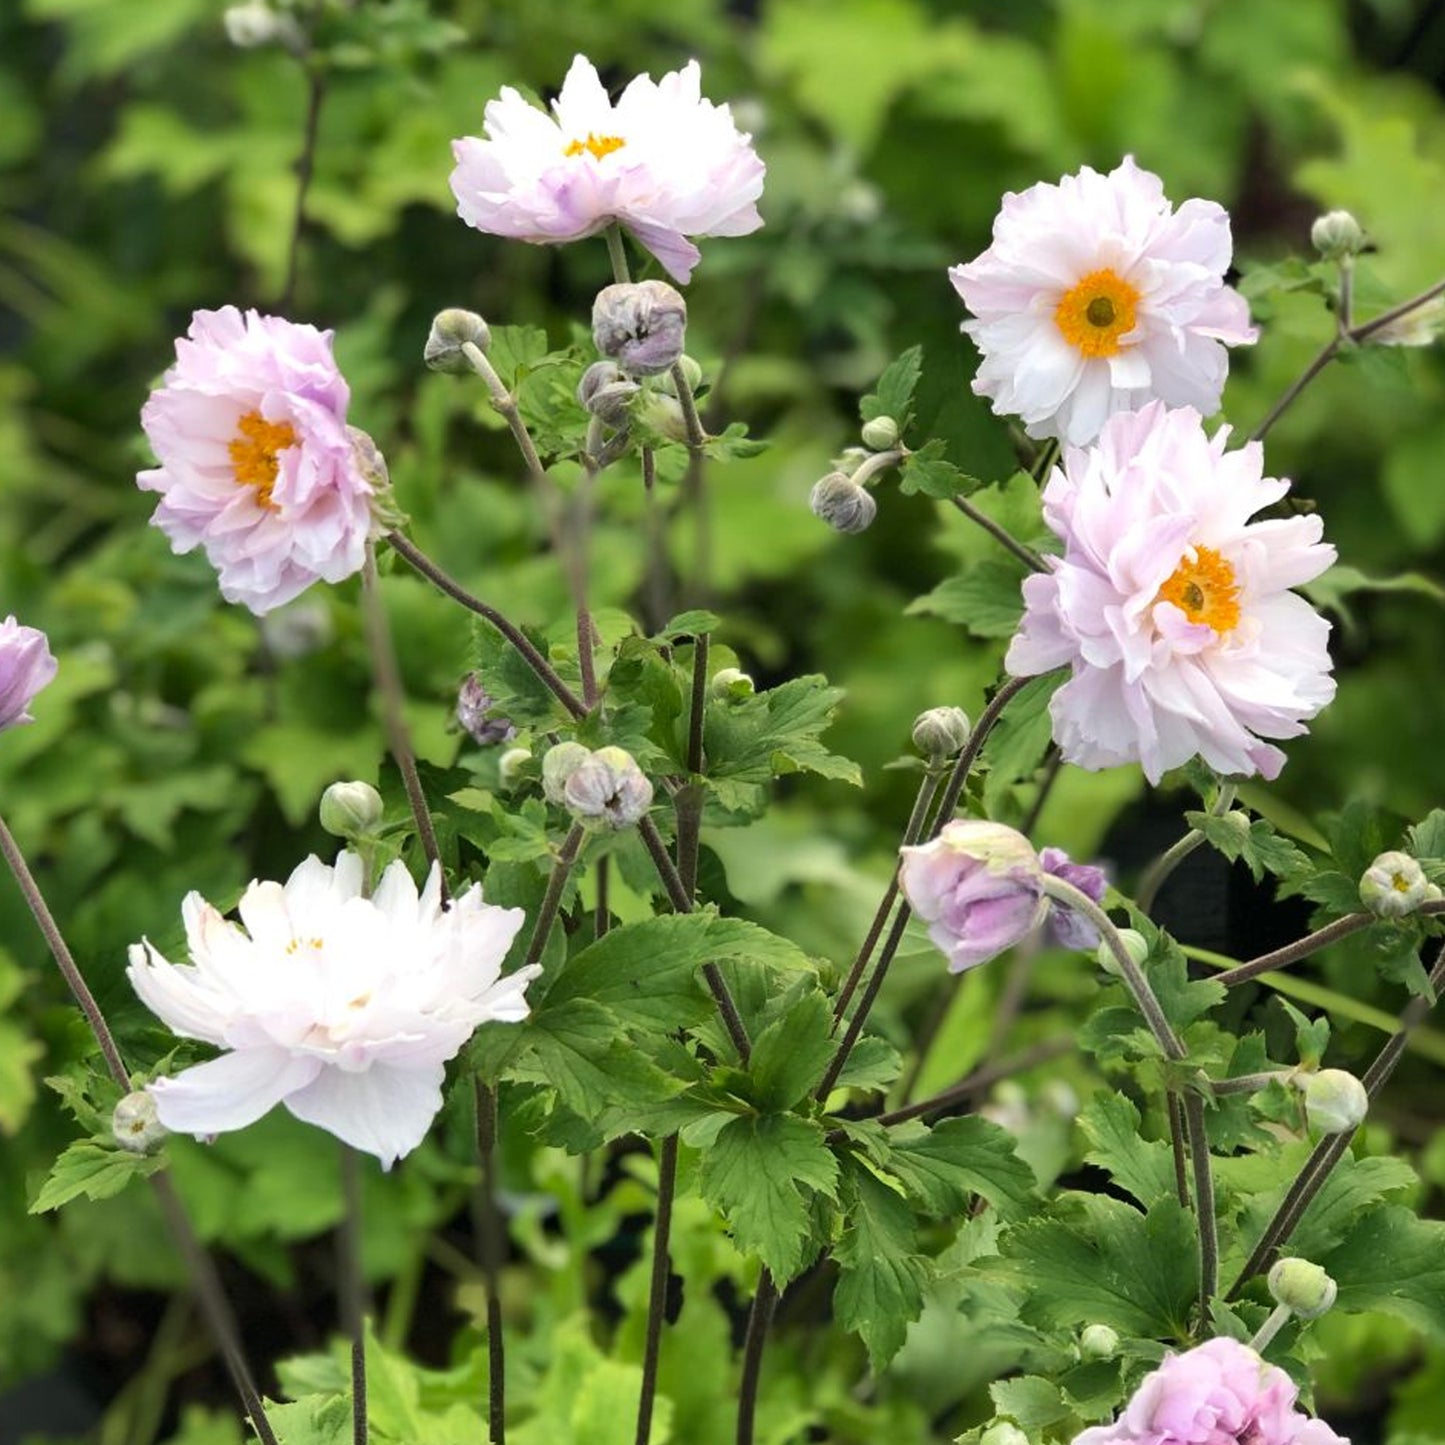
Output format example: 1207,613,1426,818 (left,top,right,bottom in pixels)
284,1062,445,1169
149,1048,322,1137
